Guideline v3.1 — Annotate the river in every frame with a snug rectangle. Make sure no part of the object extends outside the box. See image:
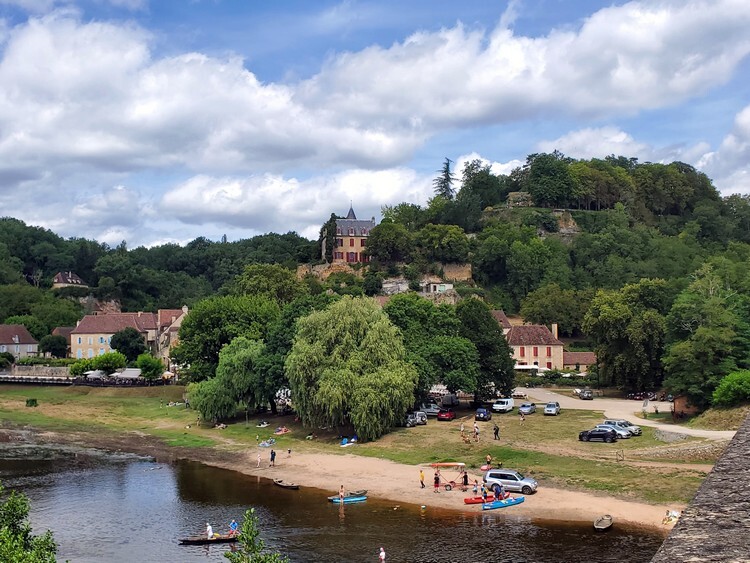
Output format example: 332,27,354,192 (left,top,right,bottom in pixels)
0,443,664,562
